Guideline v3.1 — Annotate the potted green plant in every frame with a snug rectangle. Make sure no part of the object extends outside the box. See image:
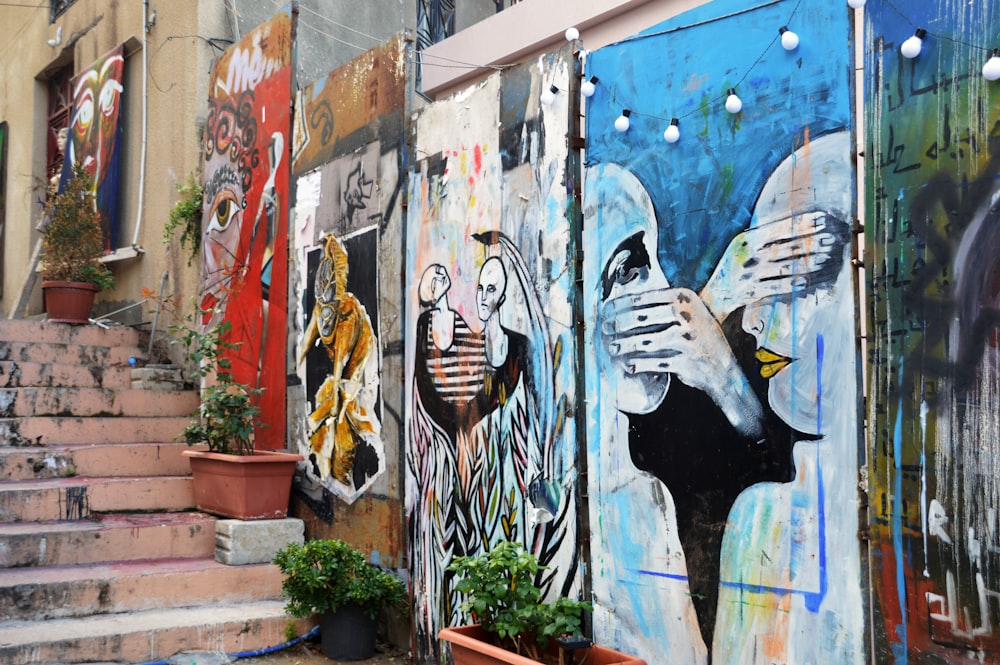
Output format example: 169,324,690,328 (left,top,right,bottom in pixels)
441,542,646,665
39,162,114,323
273,538,406,661
163,172,203,265
173,311,303,520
